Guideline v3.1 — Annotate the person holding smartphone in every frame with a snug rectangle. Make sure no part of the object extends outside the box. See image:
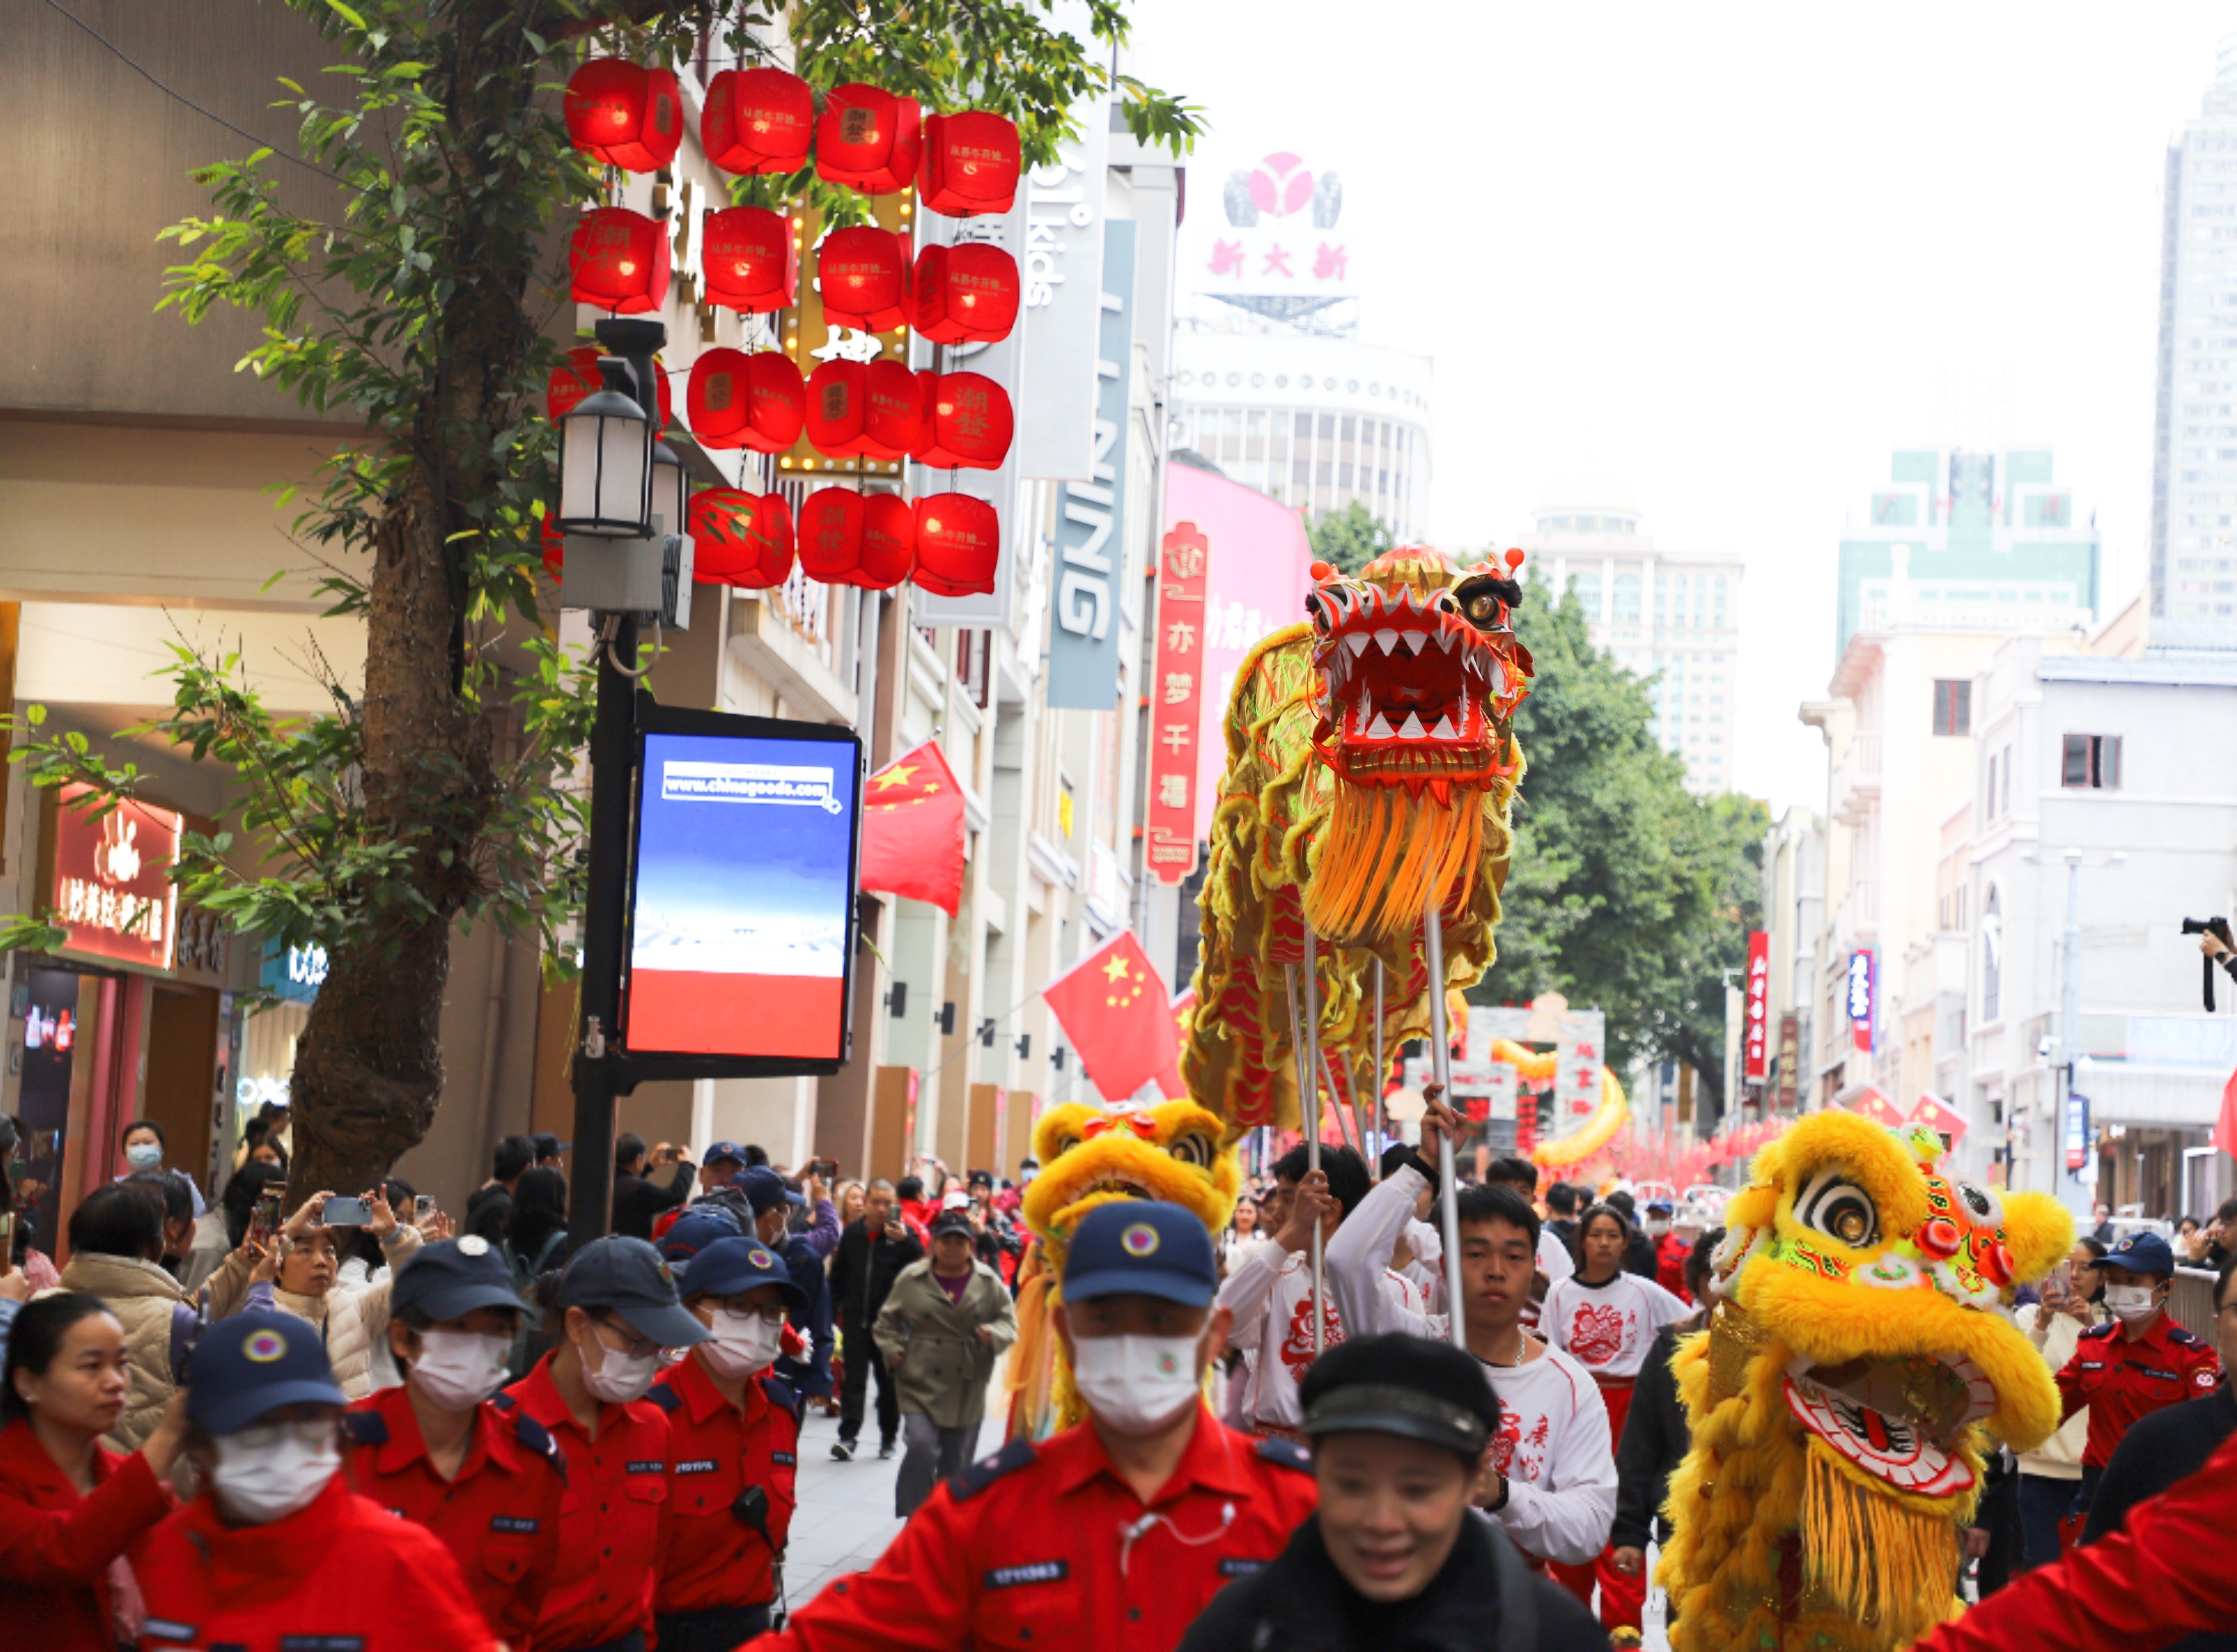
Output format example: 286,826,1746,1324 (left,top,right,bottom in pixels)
2014,1238,2107,1571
